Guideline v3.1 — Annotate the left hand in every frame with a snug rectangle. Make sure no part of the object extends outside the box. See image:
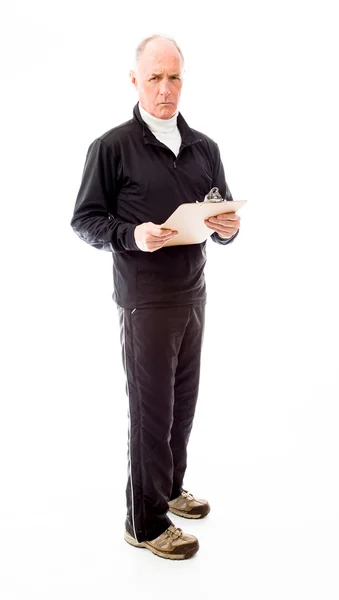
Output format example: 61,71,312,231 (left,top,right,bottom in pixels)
205,212,241,238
